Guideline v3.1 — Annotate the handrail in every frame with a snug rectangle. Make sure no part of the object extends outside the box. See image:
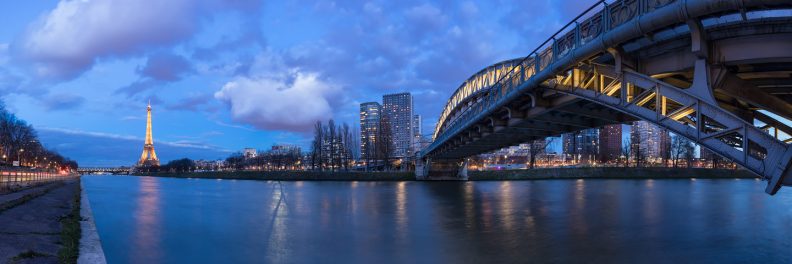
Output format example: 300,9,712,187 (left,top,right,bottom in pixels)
426,0,687,156
433,0,610,139
427,0,792,158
